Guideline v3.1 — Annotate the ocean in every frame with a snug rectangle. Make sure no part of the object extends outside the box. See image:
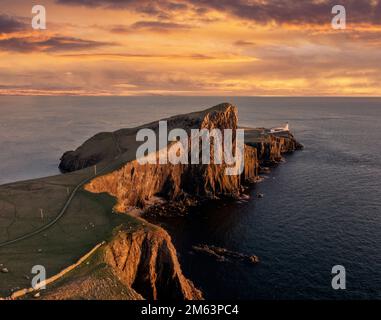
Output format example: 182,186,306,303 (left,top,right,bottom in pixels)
1,96,381,299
